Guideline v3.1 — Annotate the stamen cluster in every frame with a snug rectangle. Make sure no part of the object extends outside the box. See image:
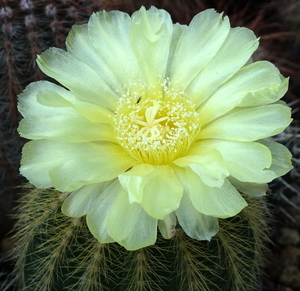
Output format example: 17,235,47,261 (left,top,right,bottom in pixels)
114,82,200,165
